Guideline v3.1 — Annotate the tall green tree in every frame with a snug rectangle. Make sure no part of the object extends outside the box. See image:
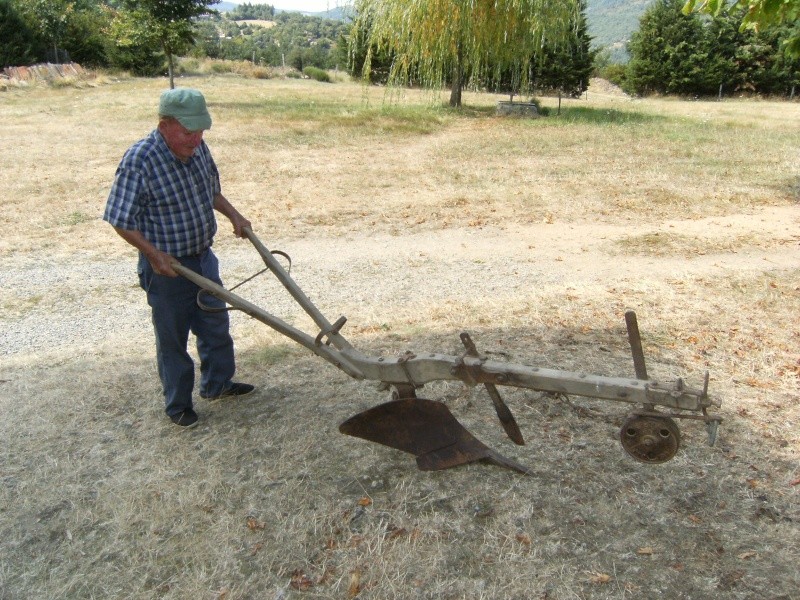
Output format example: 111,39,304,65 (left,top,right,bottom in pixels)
1,0,43,67
5,0,110,66
626,0,709,95
628,0,799,97
106,5,165,75
683,0,800,56
29,0,74,63
63,1,112,66
351,0,579,107
117,0,219,87
532,0,596,107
